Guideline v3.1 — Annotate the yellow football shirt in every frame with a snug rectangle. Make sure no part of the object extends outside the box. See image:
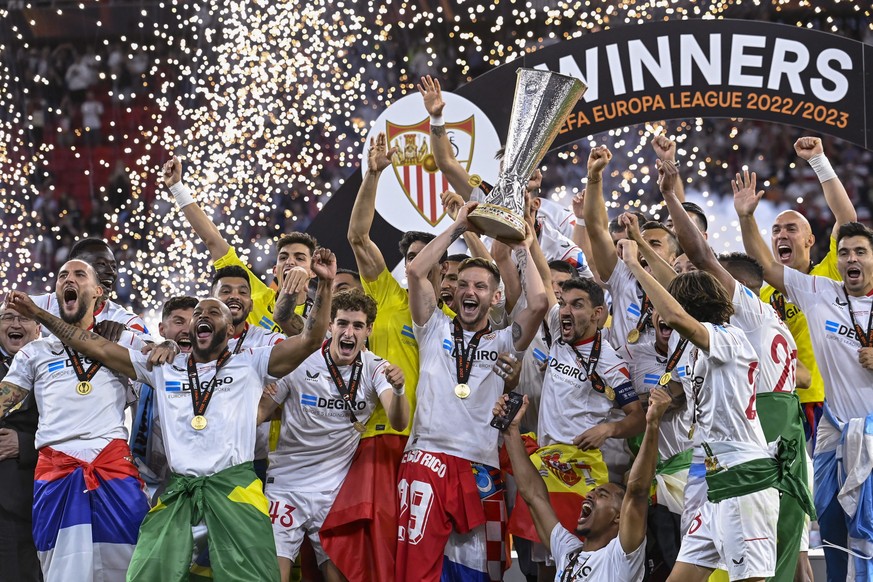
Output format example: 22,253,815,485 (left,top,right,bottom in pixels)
760,237,840,404
361,268,454,438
